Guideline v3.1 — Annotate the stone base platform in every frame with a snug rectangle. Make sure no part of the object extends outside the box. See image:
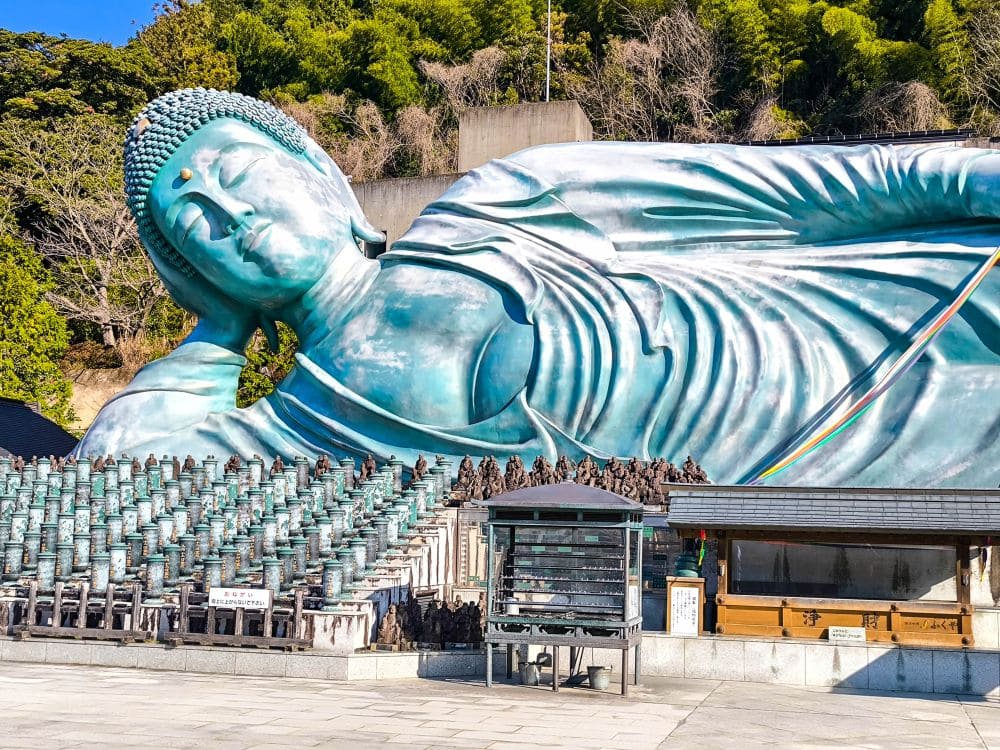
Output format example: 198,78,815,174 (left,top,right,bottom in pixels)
6,631,1000,696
